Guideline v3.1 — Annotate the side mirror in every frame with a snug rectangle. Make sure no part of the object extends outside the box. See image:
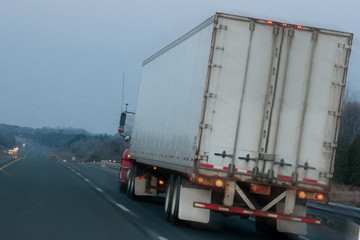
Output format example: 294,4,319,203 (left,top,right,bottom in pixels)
120,112,127,127
119,112,127,133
